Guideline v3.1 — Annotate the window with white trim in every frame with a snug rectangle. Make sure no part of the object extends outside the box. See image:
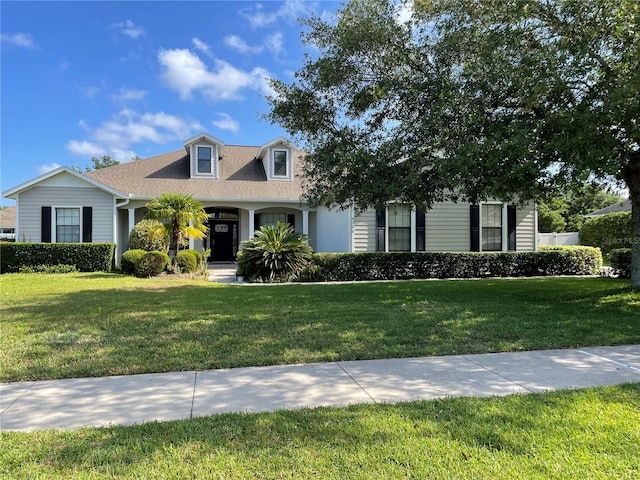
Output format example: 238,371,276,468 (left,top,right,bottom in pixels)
197,146,213,174
259,213,287,228
388,204,411,252
56,207,80,243
273,149,288,177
